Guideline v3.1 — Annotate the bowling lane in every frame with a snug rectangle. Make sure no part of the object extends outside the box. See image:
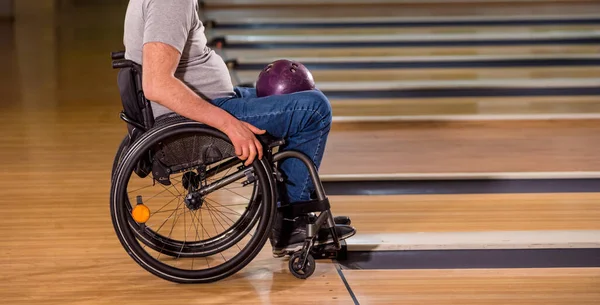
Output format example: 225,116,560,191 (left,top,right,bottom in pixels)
233,66,600,83
204,1,600,20
220,45,599,60
208,25,600,37
5,102,596,177
330,193,600,252
341,268,600,305
327,96,600,119
322,120,600,175
330,193,600,234
213,30,600,49
210,25,600,36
